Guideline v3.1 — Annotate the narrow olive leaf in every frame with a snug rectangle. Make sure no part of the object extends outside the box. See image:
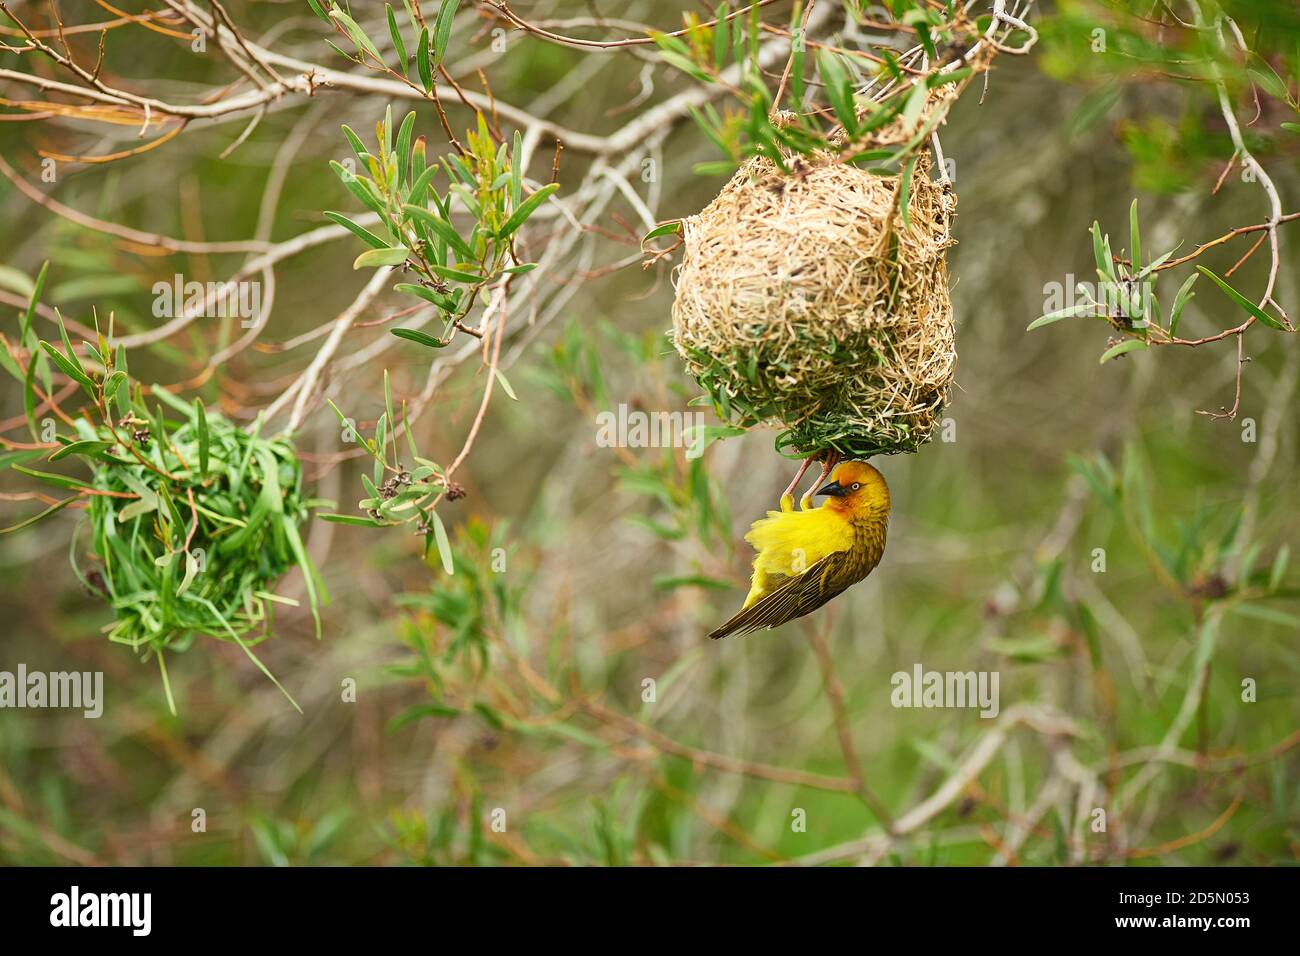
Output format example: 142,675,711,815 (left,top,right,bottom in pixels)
403,204,473,260
816,50,857,135
324,211,389,249
416,27,433,93
427,507,454,574
1099,339,1148,364
1128,198,1141,270
1196,266,1288,330
642,221,682,242
401,401,420,463
22,333,41,439
0,496,75,534
353,246,410,269
383,370,396,459
195,398,209,477
39,341,96,396
20,260,48,344
405,162,440,203
901,80,928,131
13,465,98,491
1027,302,1101,330
1168,271,1198,337
323,38,356,62
330,8,383,63
1269,544,1290,589
48,440,113,462
503,263,537,275
340,124,370,162
393,282,455,309
330,161,386,216
395,110,416,175
386,4,408,69
510,129,523,209
391,327,449,349
318,513,385,527
374,413,388,480
306,0,331,22
103,369,127,402
1138,247,1176,277
432,0,459,68
493,368,518,400
498,182,559,238
1090,221,1114,280
429,264,482,283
